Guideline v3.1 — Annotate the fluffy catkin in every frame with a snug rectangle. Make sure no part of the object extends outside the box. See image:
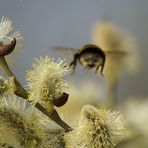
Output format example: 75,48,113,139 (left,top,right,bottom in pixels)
0,16,22,45
92,20,140,77
0,94,51,148
0,16,23,67
0,76,14,95
26,56,70,111
65,105,125,148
